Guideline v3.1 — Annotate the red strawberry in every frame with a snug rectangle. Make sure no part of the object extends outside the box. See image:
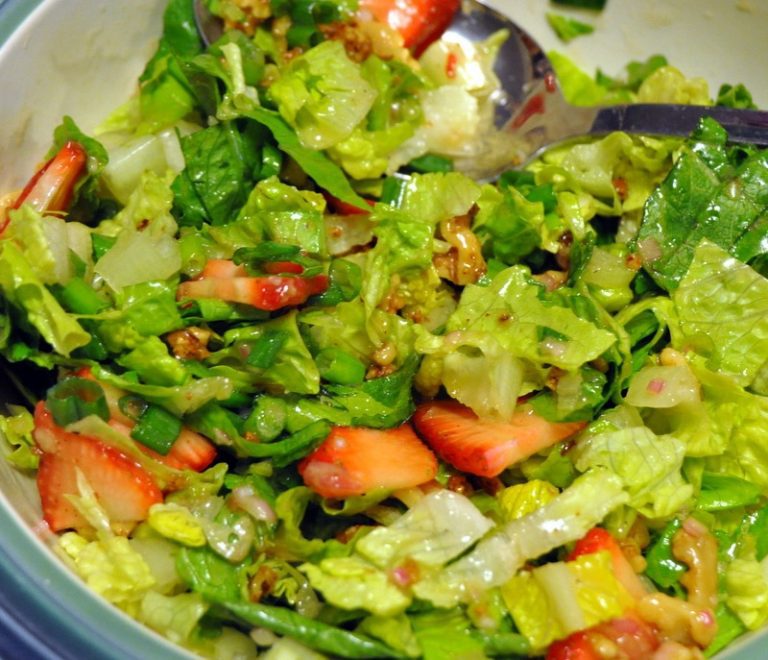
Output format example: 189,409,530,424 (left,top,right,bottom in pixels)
412,400,585,478
547,631,598,660
34,403,162,533
568,528,648,601
547,616,659,660
178,273,328,310
144,426,217,472
298,424,438,498
358,0,460,56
